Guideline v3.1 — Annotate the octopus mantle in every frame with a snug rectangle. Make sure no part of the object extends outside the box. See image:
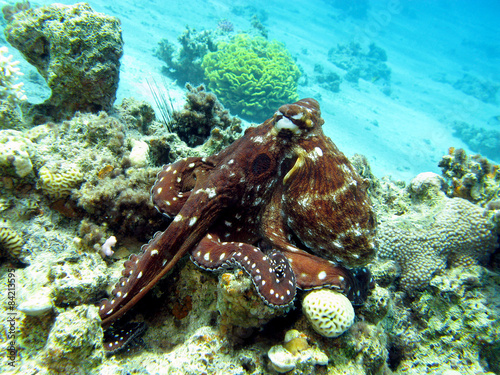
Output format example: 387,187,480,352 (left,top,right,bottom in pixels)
99,98,376,350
